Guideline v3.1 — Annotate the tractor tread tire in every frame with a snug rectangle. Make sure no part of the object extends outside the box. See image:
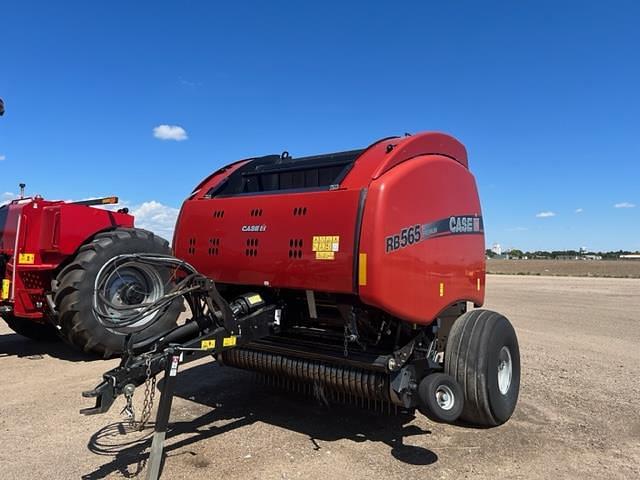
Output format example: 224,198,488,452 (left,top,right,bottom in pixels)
444,309,520,427
53,228,180,358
